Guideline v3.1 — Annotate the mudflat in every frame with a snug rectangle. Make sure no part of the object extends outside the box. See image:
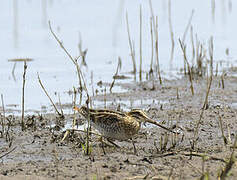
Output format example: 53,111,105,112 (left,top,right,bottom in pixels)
0,75,237,179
